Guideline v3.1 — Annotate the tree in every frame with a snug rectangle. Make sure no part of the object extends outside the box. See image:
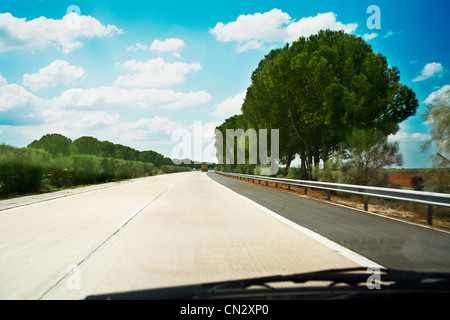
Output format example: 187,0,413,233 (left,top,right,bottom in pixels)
240,30,418,179
420,86,449,193
28,133,72,157
71,136,103,156
243,47,302,176
420,86,450,167
344,128,403,186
